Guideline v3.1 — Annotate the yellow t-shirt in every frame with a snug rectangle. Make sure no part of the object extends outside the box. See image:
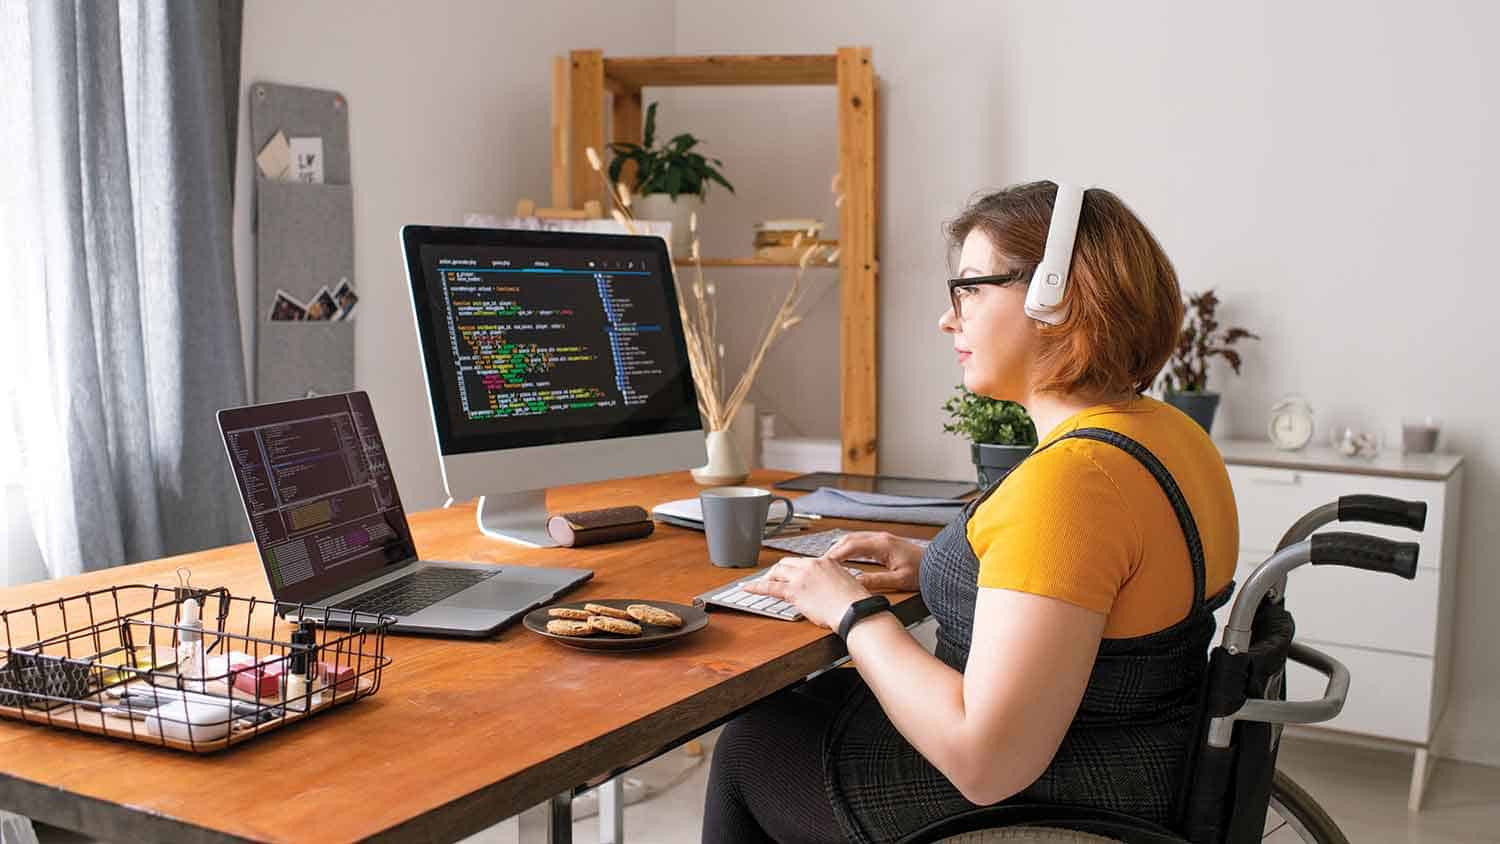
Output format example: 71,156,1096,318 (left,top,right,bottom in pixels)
967,396,1237,639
